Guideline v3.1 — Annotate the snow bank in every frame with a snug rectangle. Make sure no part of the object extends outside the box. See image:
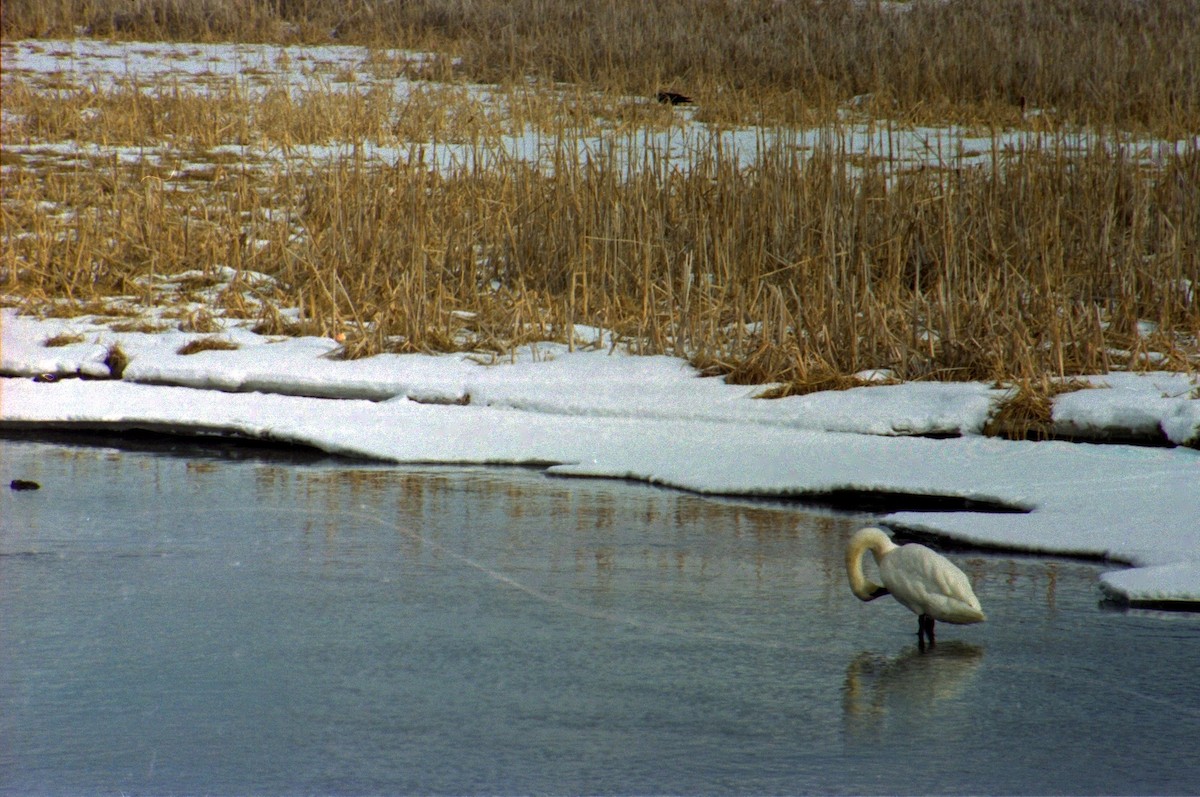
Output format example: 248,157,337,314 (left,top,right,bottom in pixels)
2,309,1199,605
1099,563,1200,607
1054,373,1200,447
